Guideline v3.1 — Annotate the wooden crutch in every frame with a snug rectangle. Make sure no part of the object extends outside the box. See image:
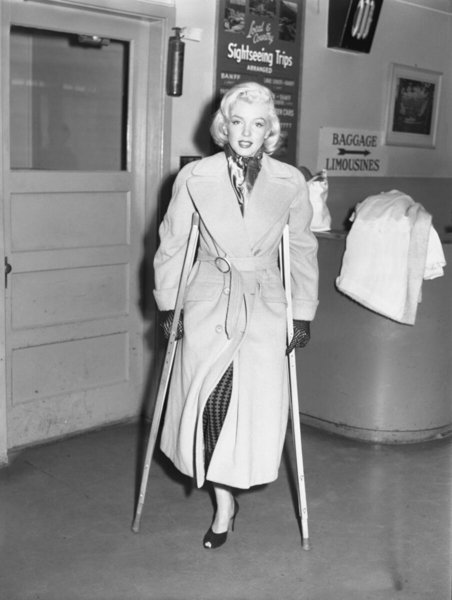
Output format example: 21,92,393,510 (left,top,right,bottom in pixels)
280,224,311,550
132,212,200,534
